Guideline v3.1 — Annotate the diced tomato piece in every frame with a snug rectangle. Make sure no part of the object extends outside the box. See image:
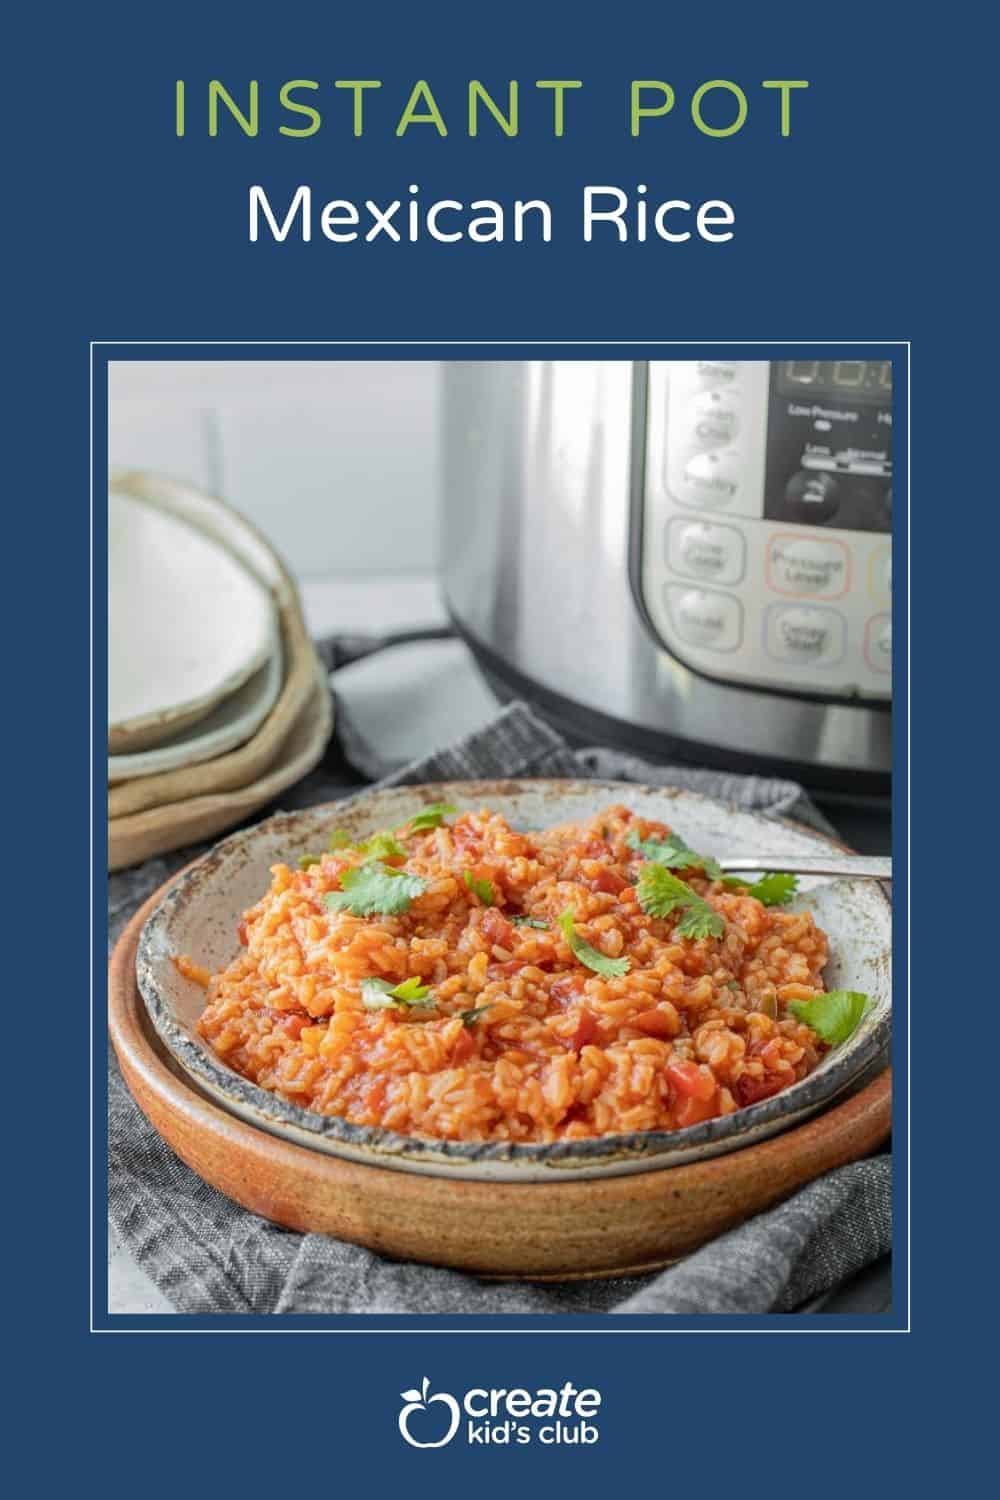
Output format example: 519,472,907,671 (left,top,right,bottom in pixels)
491,959,528,978
452,1029,475,1064
481,909,515,950
569,1008,598,1052
665,1059,717,1101
551,974,586,1005
276,1013,310,1039
675,1093,719,1128
633,1008,676,1037
587,868,629,896
734,1071,790,1107
237,919,248,946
